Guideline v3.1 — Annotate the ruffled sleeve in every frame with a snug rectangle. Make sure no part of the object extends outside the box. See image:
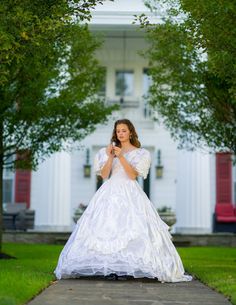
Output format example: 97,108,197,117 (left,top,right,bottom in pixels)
130,148,151,179
94,147,109,176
